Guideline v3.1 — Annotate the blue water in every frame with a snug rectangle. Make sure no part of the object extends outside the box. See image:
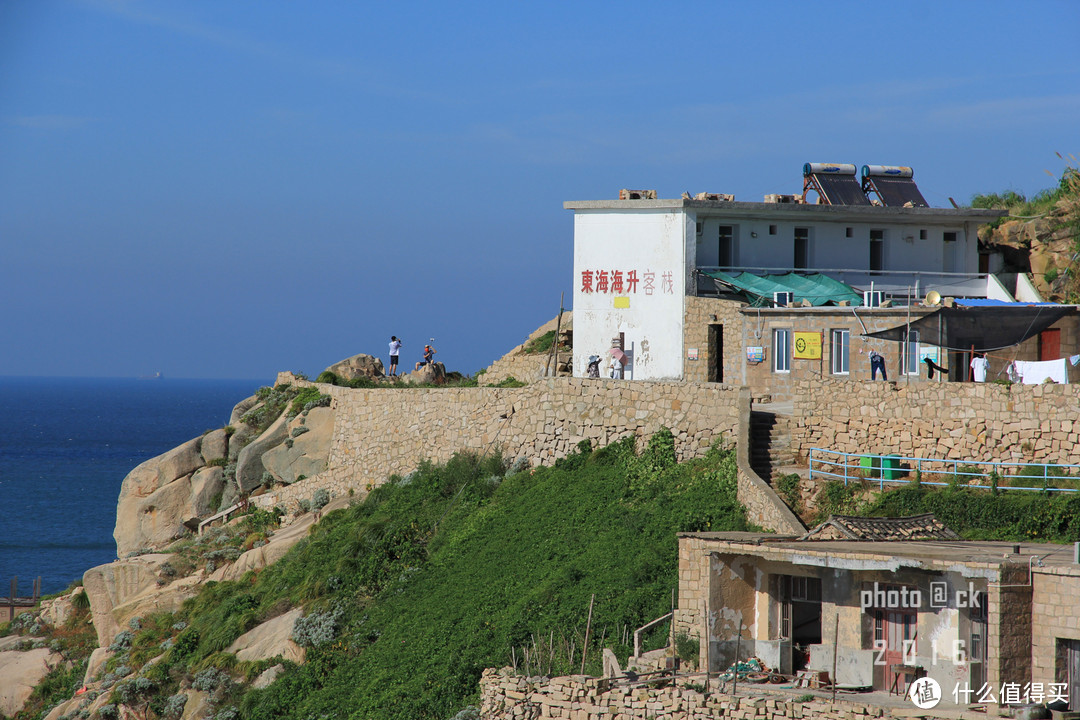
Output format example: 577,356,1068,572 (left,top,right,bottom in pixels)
0,377,264,595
